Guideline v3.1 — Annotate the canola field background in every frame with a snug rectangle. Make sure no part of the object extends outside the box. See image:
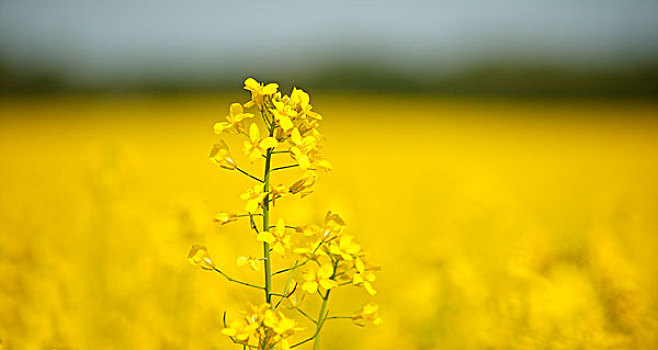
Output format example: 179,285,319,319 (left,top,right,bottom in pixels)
1,95,658,349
